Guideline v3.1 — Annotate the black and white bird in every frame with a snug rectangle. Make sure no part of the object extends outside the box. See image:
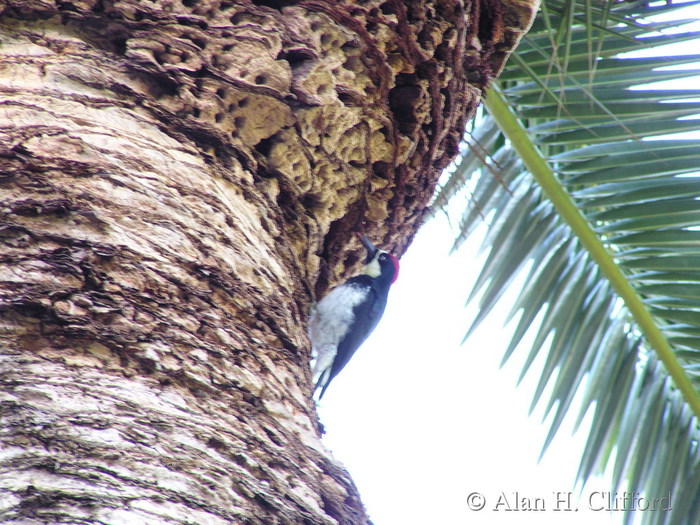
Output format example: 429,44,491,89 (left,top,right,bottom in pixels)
309,234,400,399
